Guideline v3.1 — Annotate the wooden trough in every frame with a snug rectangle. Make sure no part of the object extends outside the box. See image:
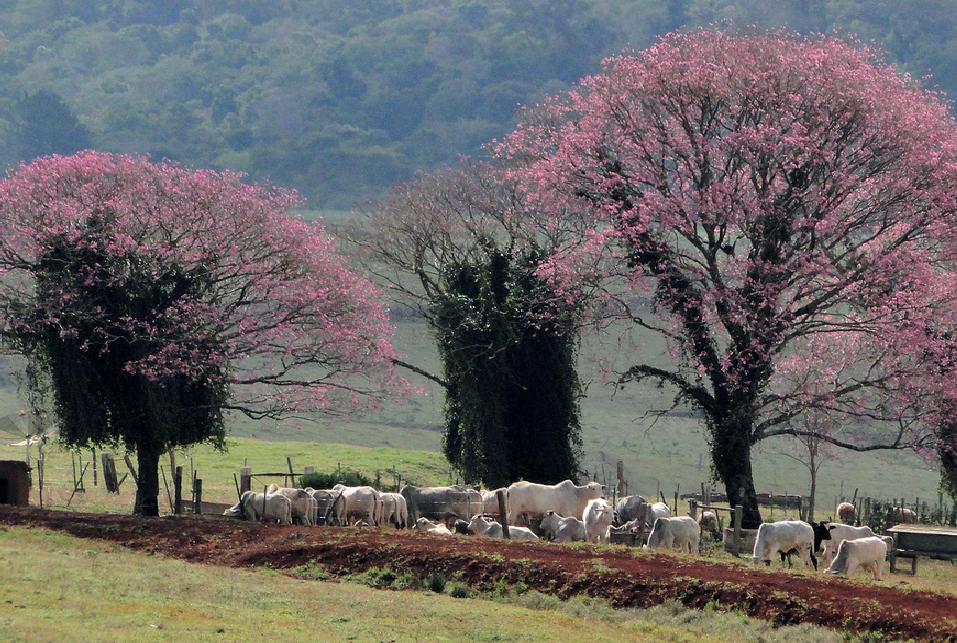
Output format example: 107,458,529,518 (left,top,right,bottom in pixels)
887,524,957,575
